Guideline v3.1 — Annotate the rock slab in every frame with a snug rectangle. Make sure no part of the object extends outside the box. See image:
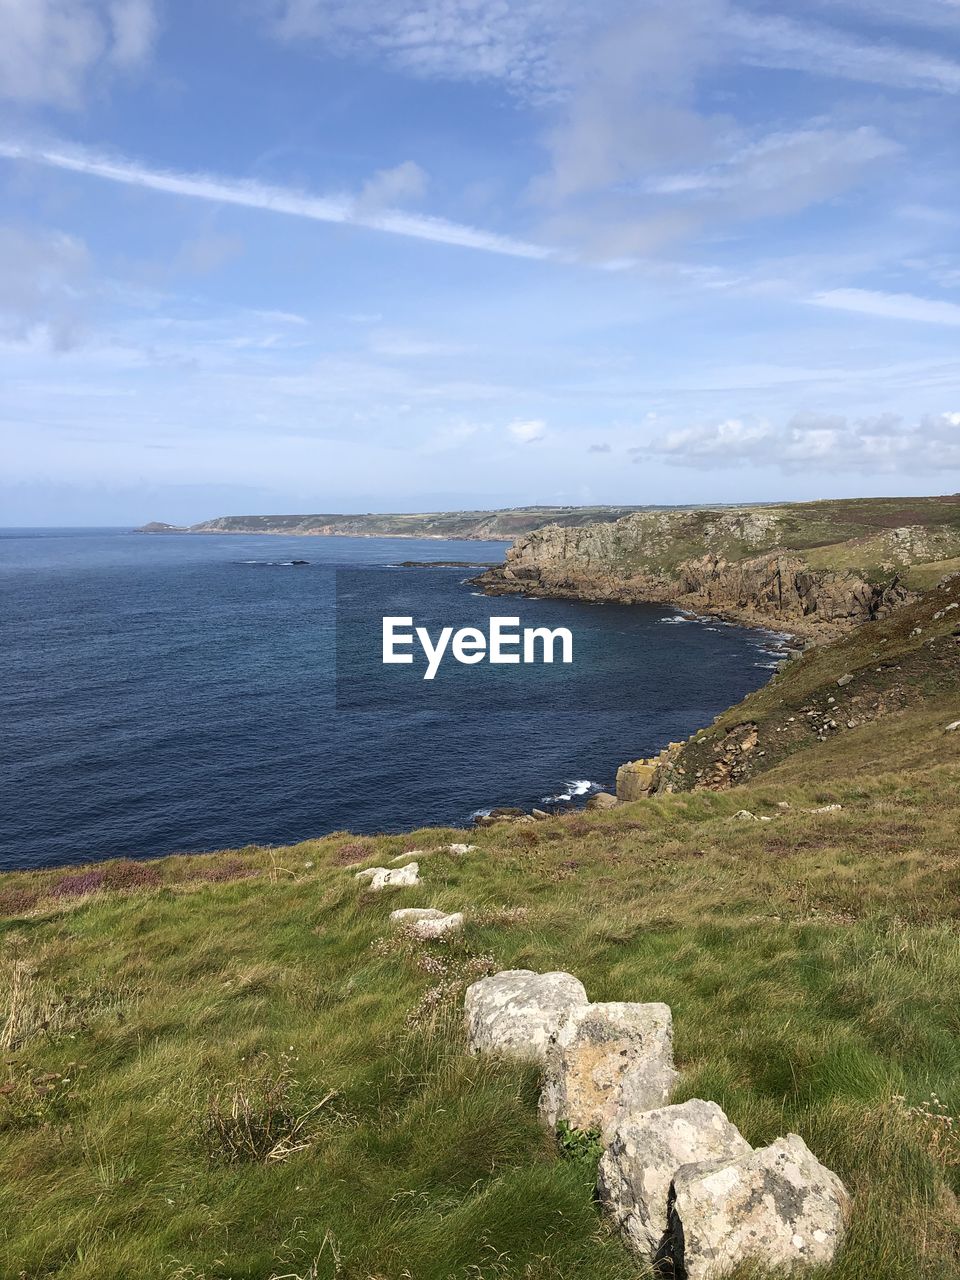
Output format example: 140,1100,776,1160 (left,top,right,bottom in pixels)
464,969,588,1061
598,1100,751,1258
355,863,420,891
389,907,464,939
663,1133,851,1279
539,1001,677,1140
